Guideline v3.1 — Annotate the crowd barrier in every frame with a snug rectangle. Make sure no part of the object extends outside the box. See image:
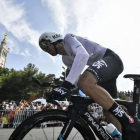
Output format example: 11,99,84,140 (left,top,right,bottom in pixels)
0,110,63,128
12,110,40,128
